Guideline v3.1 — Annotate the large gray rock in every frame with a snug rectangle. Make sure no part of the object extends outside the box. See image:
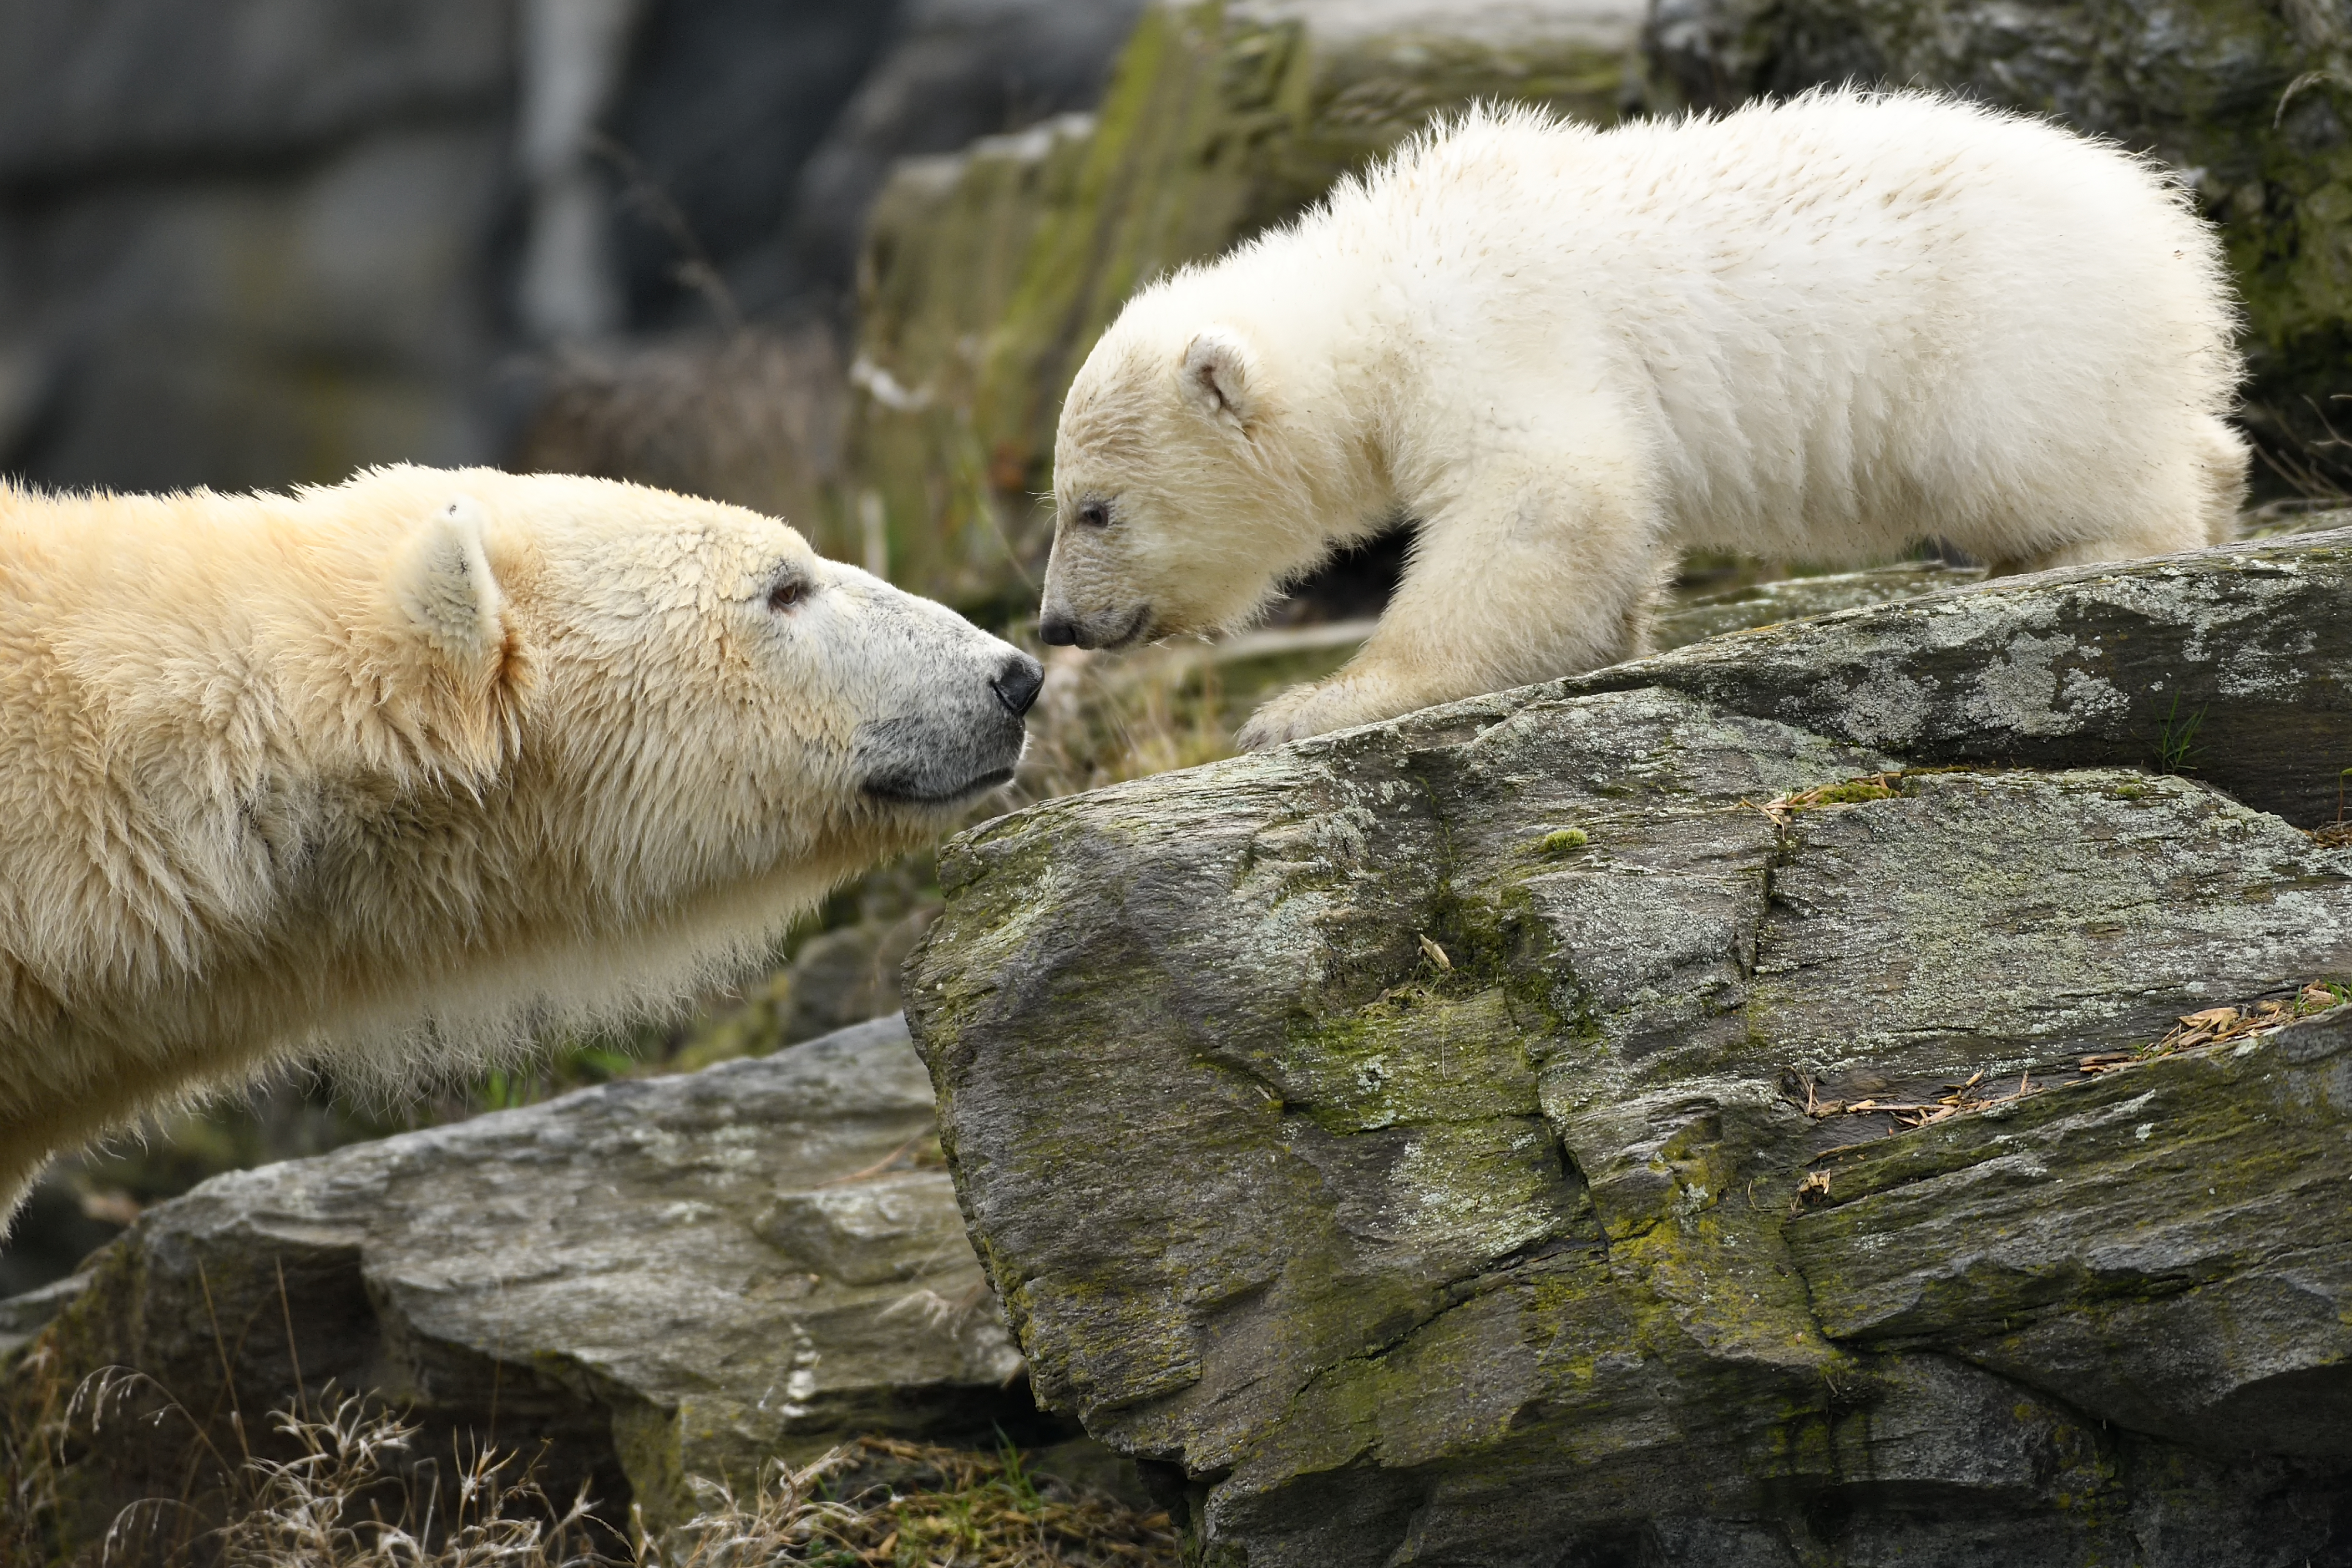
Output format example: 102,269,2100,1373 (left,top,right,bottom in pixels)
907,530,2352,1565
8,1017,1051,1547
1570,529,2352,827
